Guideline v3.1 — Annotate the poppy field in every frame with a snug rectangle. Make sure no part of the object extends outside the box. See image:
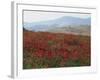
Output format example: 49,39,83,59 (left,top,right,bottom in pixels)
23,30,91,69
